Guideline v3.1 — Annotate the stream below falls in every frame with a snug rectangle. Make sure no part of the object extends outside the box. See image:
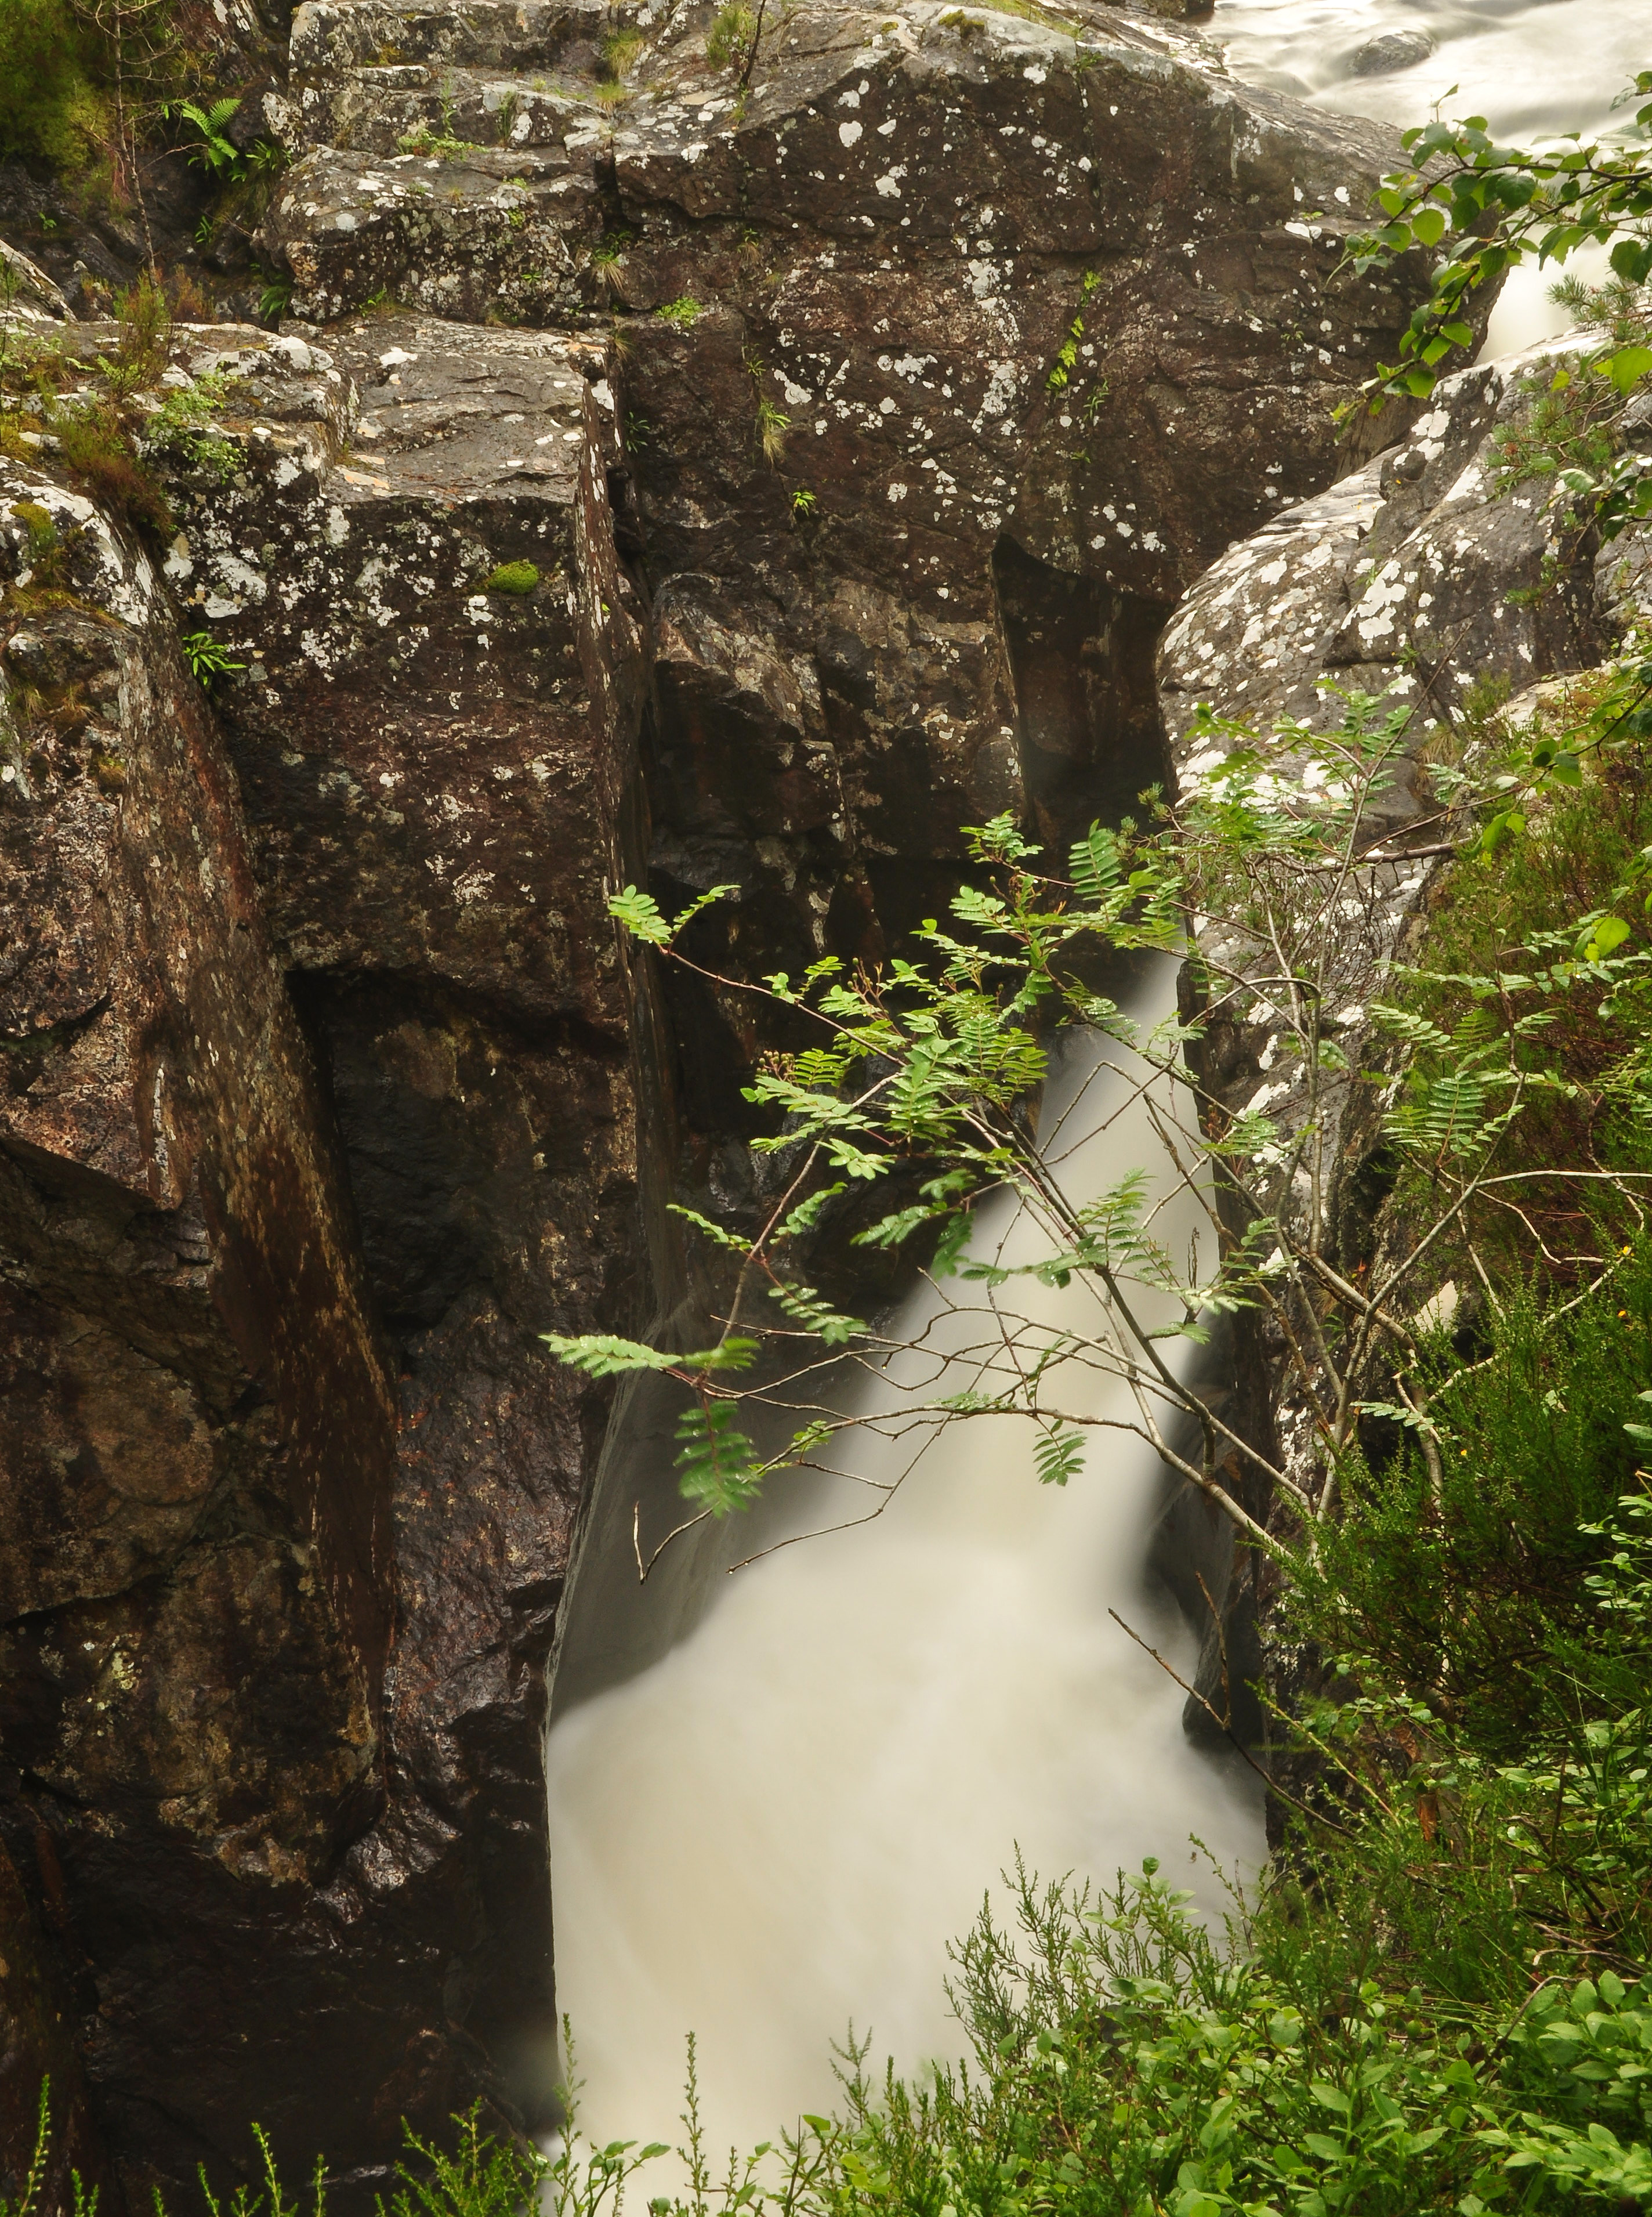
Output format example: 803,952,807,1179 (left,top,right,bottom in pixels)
546,961,1262,2154
545,0,1640,2157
